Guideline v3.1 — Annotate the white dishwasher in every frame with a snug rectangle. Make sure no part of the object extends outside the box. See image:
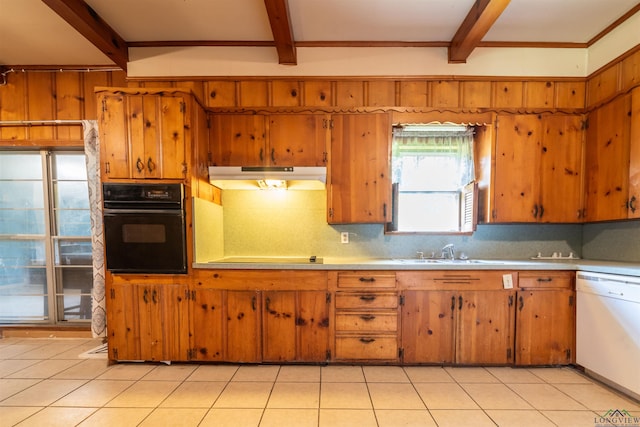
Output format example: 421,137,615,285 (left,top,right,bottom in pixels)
576,271,640,397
